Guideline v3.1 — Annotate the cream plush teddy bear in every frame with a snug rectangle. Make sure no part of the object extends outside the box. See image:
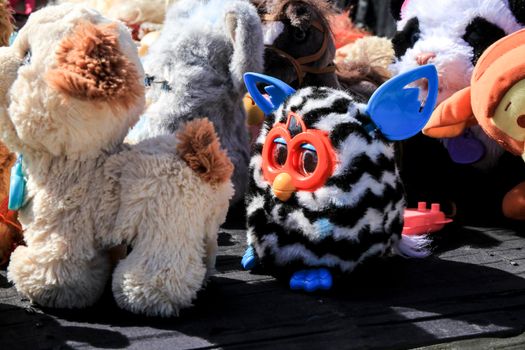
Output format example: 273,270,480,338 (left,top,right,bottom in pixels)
0,4,234,316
